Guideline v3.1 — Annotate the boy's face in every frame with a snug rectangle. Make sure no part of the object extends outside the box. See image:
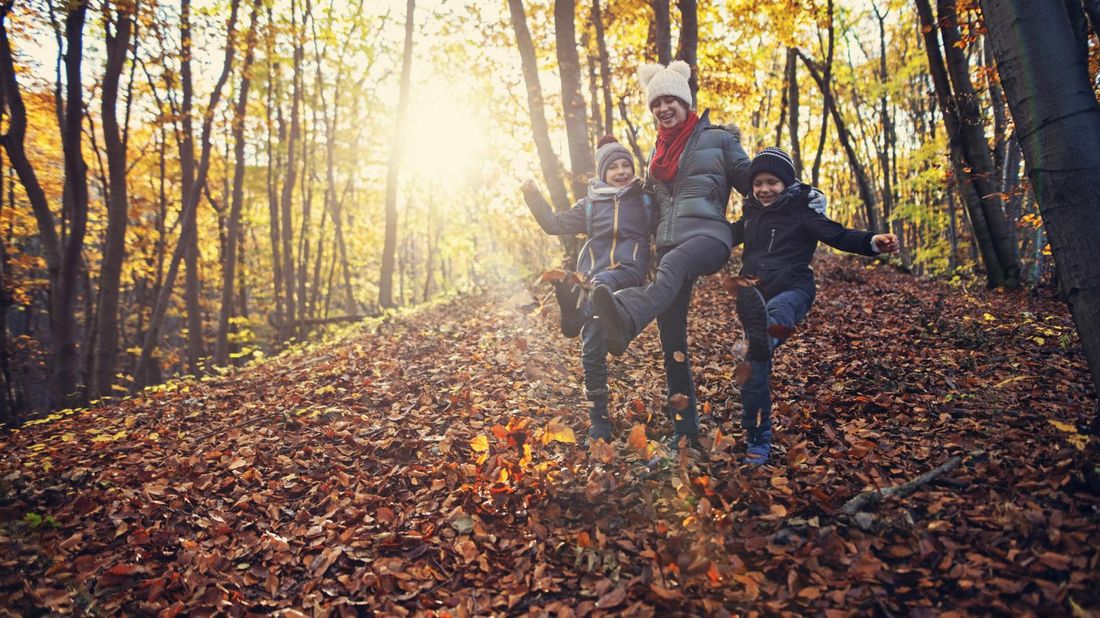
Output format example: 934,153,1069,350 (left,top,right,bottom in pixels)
604,158,634,188
650,96,689,129
752,173,786,206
